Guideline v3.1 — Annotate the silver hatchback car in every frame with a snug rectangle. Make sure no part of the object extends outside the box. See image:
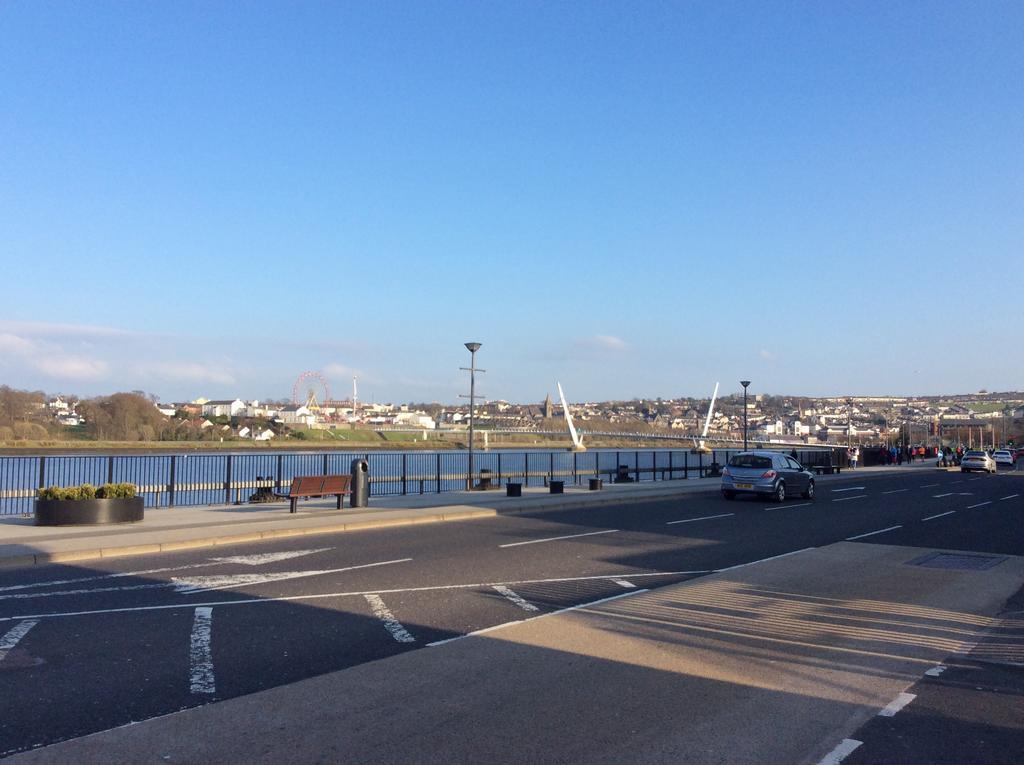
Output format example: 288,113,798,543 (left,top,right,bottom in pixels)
960,450,996,474
721,451,815,502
